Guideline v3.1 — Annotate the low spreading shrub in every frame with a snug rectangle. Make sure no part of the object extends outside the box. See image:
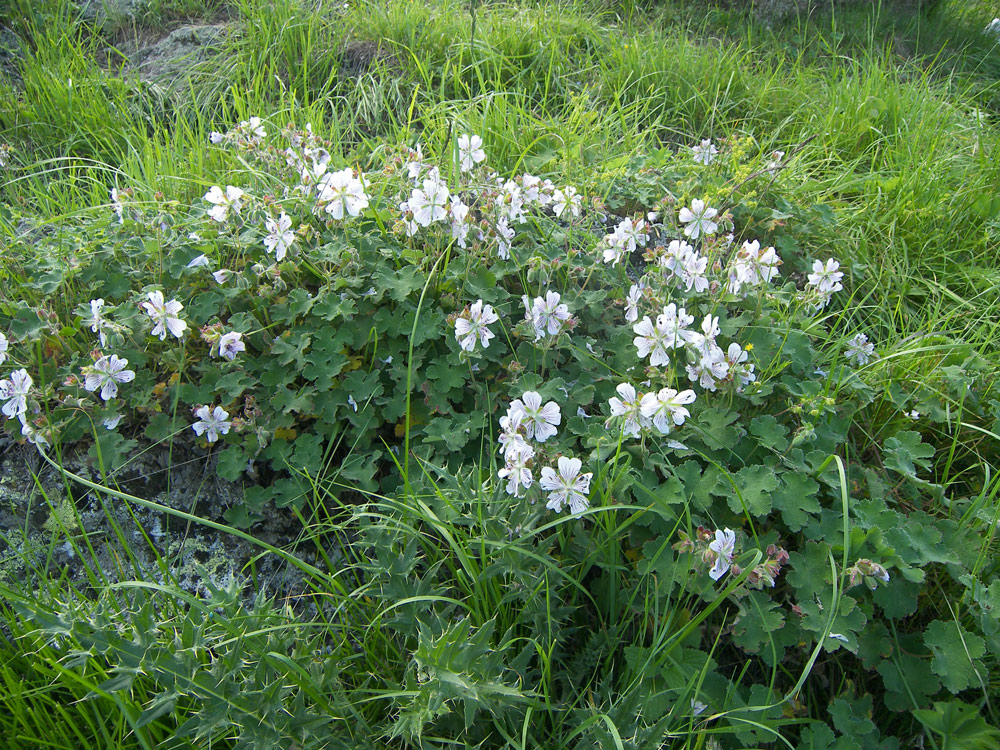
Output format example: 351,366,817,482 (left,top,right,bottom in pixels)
1,118,998,747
